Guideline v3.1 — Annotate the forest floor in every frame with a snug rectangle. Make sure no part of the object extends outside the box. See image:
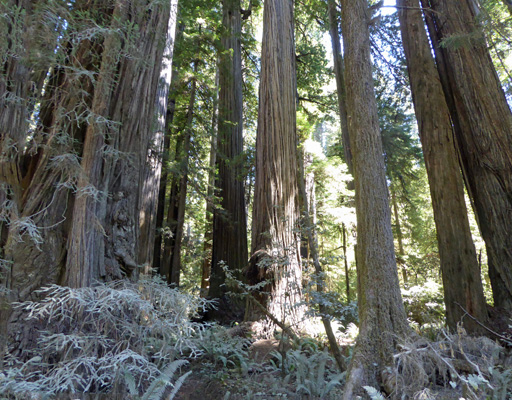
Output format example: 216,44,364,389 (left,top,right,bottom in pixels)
2,279,512,399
